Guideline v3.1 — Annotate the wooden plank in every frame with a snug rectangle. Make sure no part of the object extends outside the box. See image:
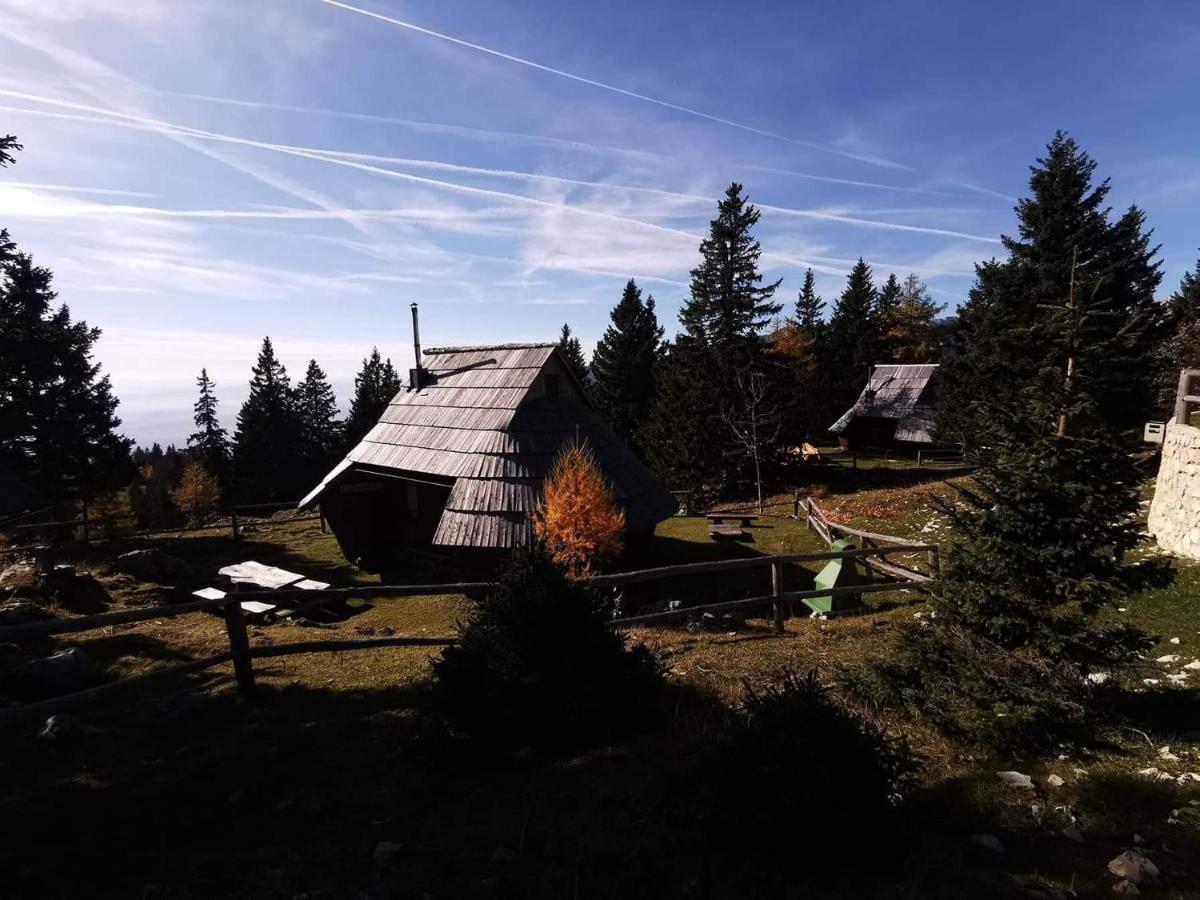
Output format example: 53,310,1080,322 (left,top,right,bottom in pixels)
247,636,455,659
192,587,227,601
771,560,785,634
219,561,305,590
708,524,743,538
